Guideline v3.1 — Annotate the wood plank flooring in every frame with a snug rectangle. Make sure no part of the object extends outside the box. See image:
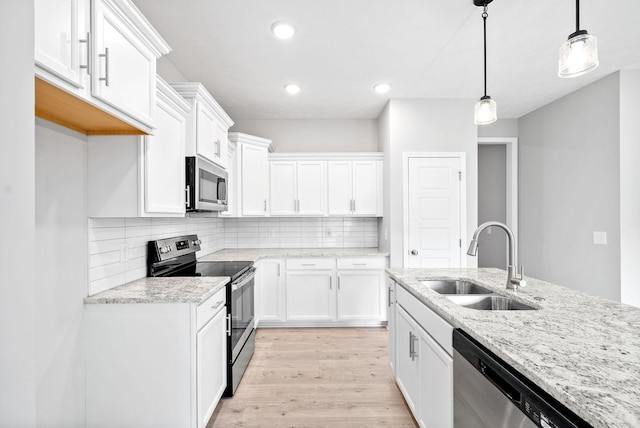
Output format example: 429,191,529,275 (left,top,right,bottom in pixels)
207,328,417,428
